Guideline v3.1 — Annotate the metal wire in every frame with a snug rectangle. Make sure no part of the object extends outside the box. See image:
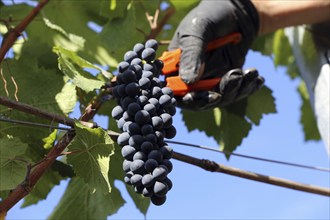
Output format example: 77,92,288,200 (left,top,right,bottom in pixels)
166,140,330,173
